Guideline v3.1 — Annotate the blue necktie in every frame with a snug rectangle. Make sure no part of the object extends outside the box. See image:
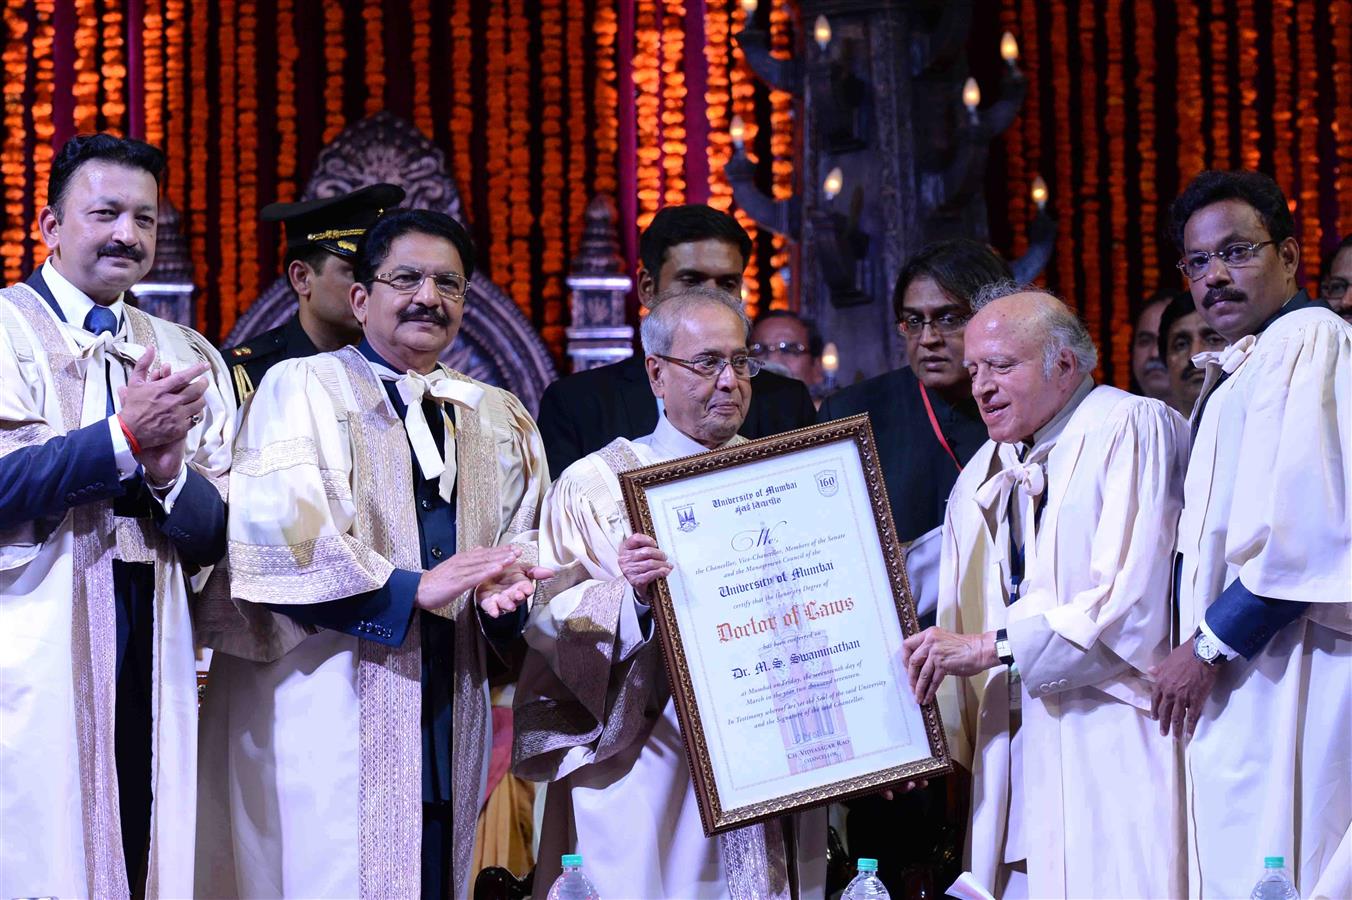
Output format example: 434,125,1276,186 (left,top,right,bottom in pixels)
83,305,119,415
